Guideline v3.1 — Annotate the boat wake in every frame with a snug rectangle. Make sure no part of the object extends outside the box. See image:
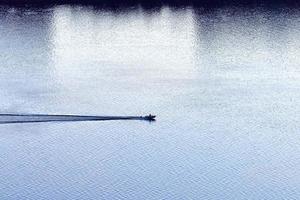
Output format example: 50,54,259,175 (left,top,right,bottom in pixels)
0,114,156,124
